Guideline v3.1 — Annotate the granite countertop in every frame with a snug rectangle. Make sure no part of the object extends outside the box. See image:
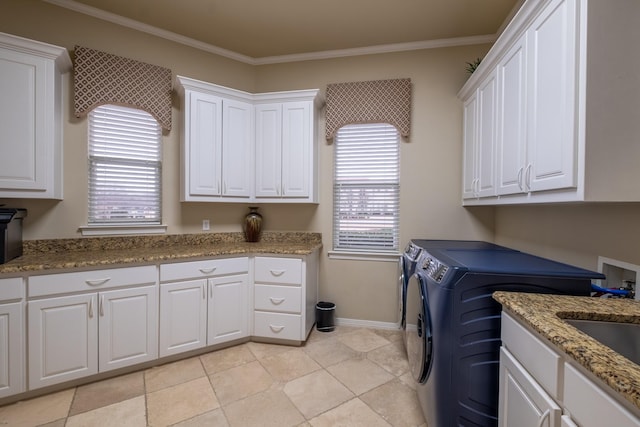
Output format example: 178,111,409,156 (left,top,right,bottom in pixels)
0,232,322,275
494,291,640,412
